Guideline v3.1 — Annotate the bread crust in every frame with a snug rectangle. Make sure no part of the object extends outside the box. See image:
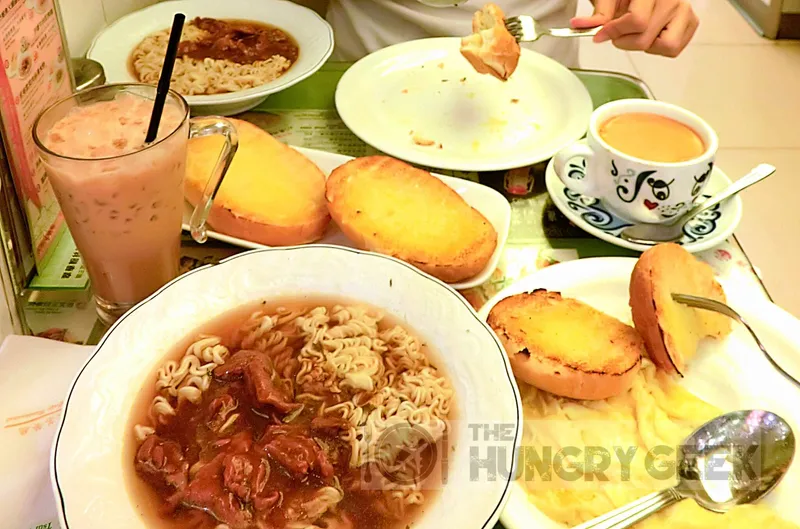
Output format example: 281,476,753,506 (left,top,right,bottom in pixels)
325,156,497,283
460,3,521,81
630,243,732,375
488,290,643,400
184,185,330,246
185,119,330,246
629,258,674,373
